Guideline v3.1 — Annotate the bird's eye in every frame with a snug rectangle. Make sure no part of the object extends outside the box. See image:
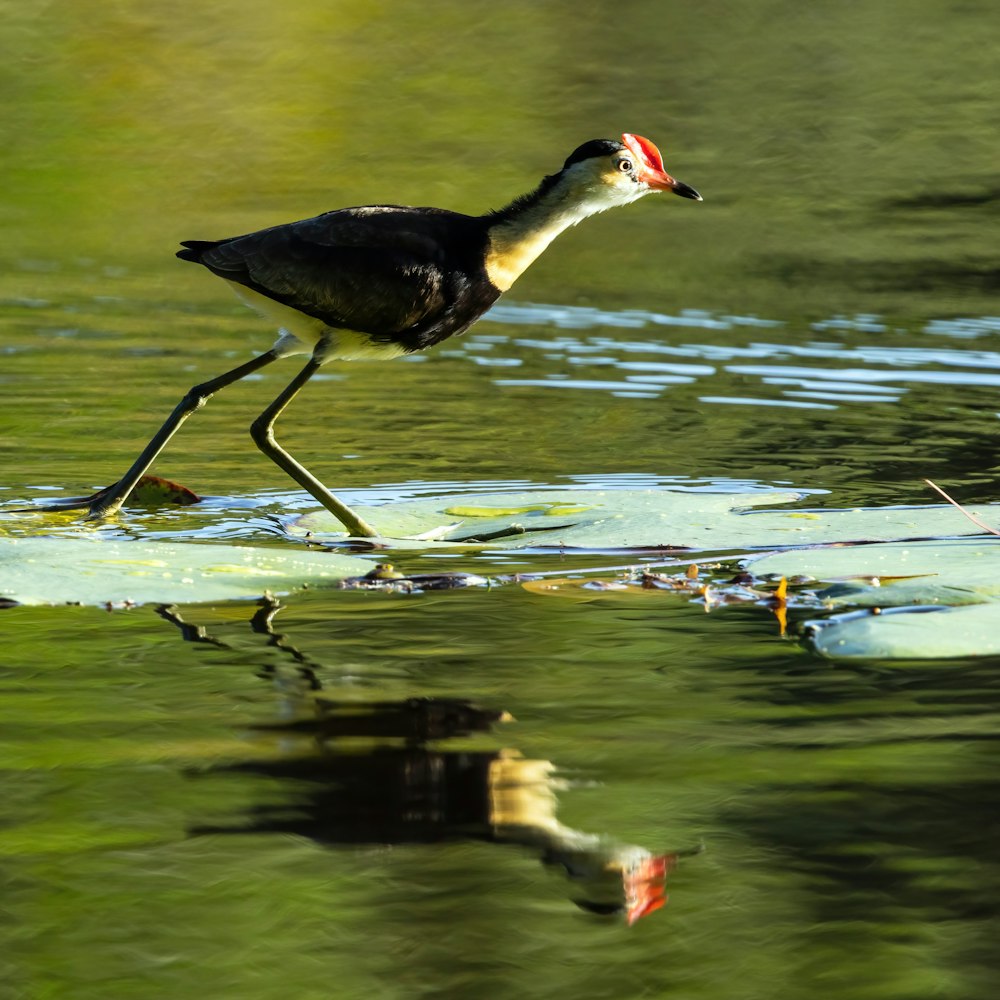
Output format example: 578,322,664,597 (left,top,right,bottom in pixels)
618,158,633,173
